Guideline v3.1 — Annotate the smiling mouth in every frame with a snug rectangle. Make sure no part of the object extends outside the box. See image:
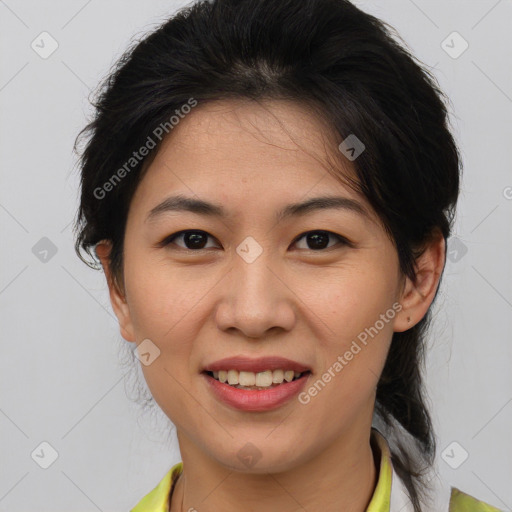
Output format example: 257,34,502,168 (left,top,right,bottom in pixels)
203,369,311,390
